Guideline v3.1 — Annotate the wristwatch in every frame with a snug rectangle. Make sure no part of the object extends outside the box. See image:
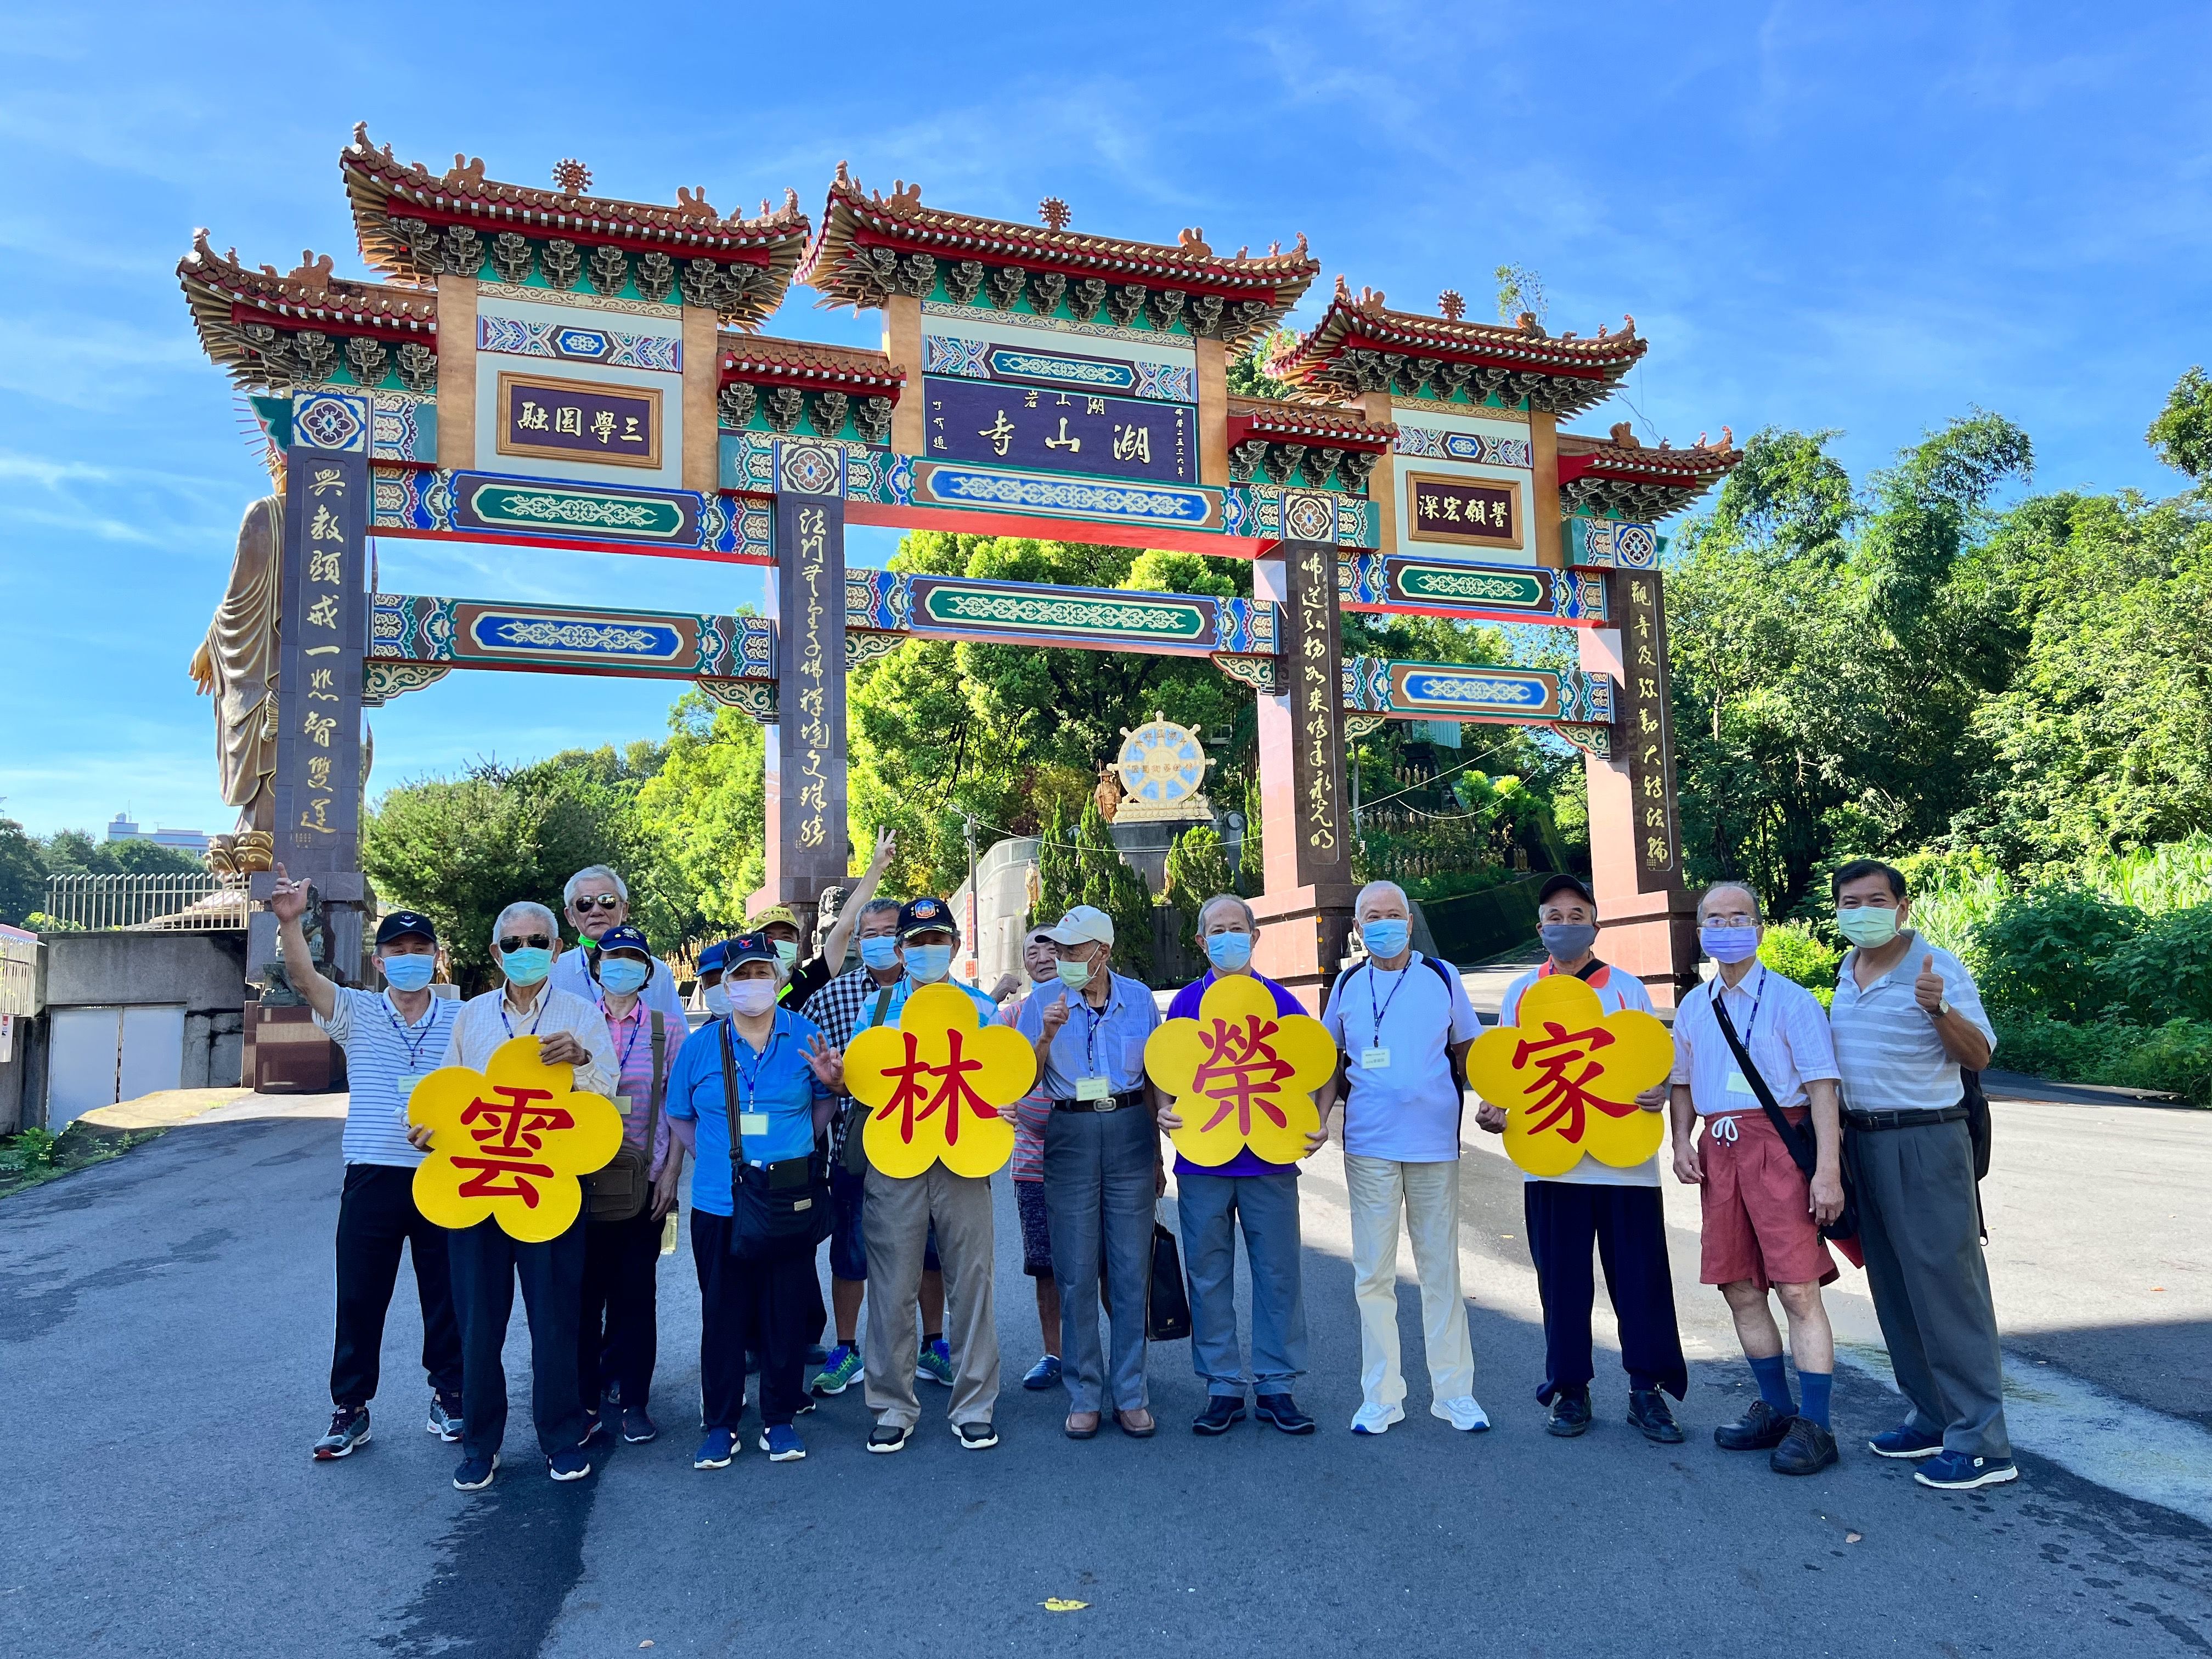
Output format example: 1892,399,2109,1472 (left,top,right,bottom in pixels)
1936,998,1951,1018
